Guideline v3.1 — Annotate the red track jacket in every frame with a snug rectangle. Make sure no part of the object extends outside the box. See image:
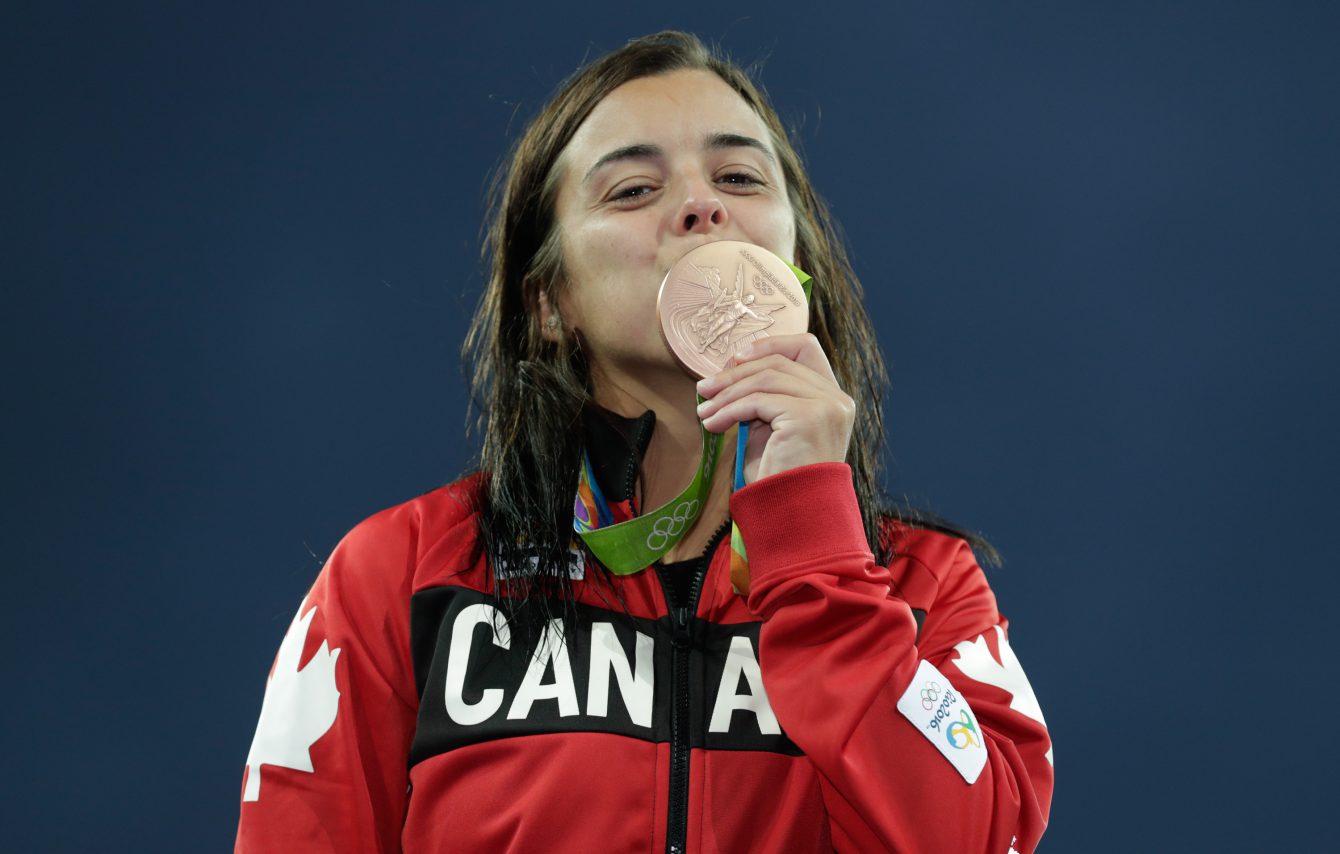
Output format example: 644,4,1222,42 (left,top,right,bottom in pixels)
236,460,1053,852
